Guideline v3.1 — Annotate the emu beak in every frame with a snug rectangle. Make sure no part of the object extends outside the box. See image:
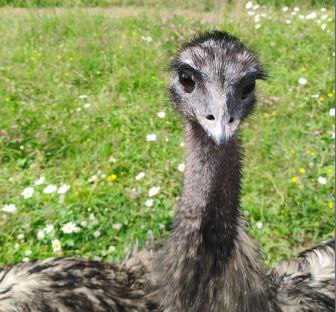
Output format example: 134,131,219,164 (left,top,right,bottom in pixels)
199,113,239,147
